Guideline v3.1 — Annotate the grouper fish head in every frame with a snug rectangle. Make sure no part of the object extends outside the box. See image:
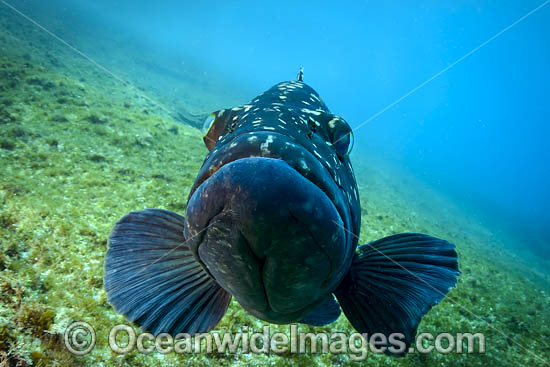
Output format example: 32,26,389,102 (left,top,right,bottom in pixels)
184,80,361,323
104,73,459,353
